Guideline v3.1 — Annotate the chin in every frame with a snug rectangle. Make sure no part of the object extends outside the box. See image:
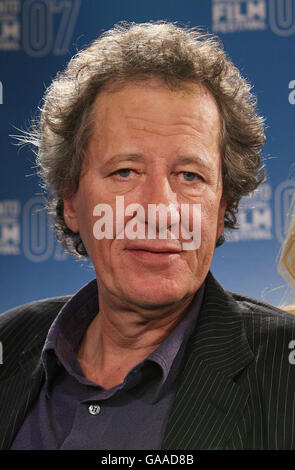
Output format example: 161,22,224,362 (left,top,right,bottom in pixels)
122,279,194,310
